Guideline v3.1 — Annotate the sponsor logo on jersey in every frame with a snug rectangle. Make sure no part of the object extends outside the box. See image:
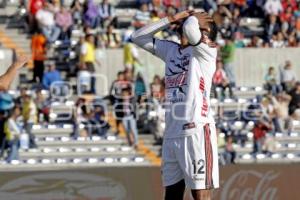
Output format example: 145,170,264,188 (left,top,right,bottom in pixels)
165,72,187,89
